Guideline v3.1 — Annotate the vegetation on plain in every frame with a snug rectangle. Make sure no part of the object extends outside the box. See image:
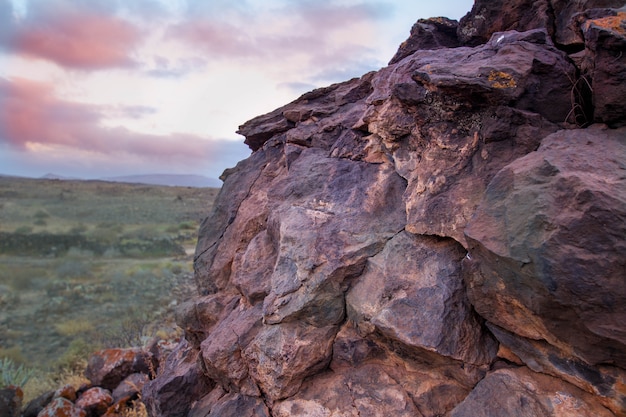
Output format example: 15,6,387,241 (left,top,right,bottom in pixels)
0,176,218,402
